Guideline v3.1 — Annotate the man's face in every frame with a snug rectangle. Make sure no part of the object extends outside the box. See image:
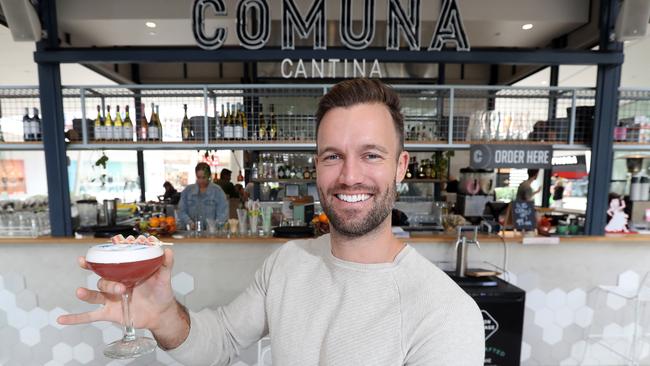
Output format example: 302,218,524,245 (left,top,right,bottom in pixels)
196,170,209,189
316,103,408,237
